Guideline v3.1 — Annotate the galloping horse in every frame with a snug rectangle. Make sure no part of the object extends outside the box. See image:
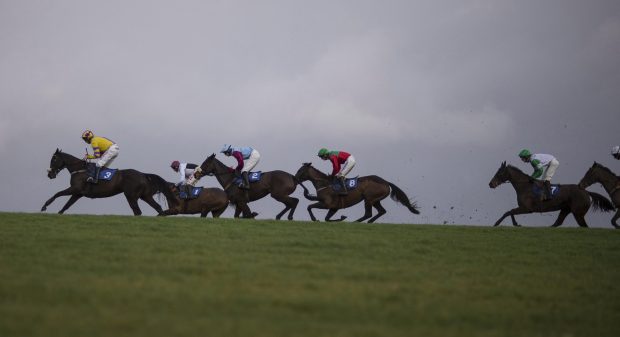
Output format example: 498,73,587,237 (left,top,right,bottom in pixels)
161,184,230,218
294,163,420,223
578,162,620,228
193,154,303,220
489,161,614,227
42,149,177,215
